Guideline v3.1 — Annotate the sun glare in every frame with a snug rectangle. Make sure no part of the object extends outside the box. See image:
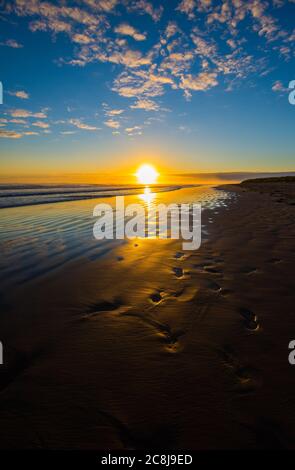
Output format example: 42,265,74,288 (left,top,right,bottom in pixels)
136,164,158,185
